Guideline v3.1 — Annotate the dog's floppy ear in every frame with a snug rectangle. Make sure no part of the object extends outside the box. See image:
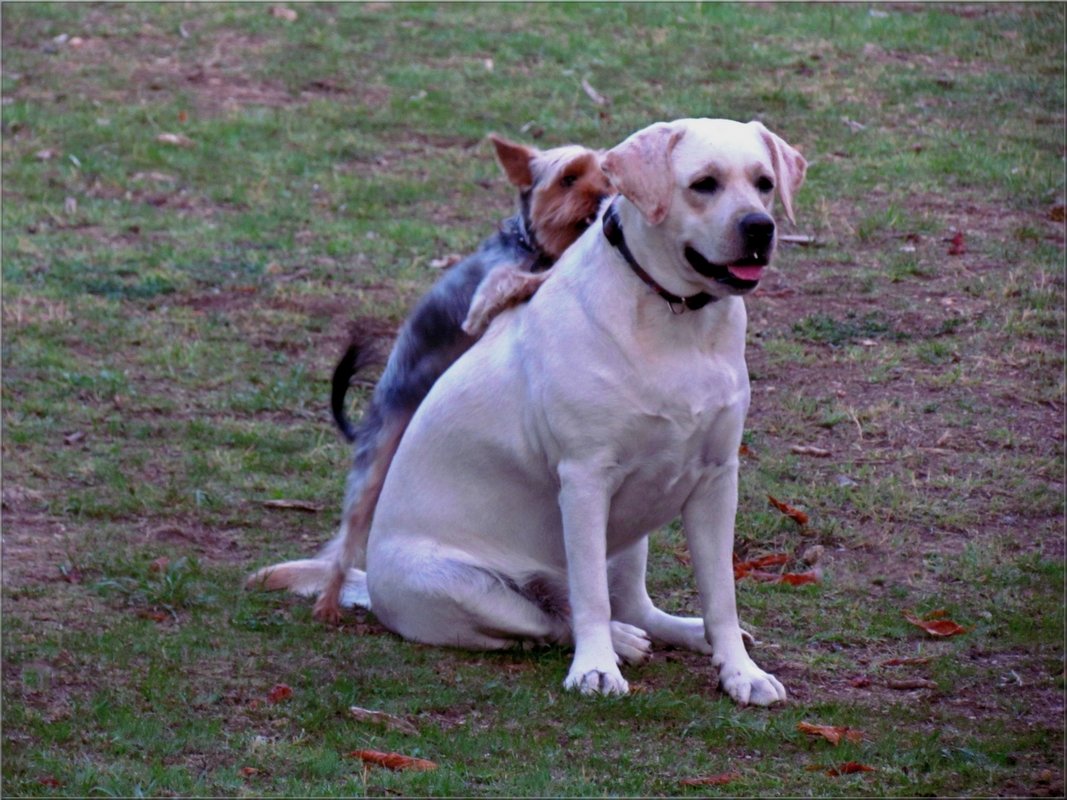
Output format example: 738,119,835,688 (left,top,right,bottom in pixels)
601,122,685,226
751,122,807,226
489,133,537,190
